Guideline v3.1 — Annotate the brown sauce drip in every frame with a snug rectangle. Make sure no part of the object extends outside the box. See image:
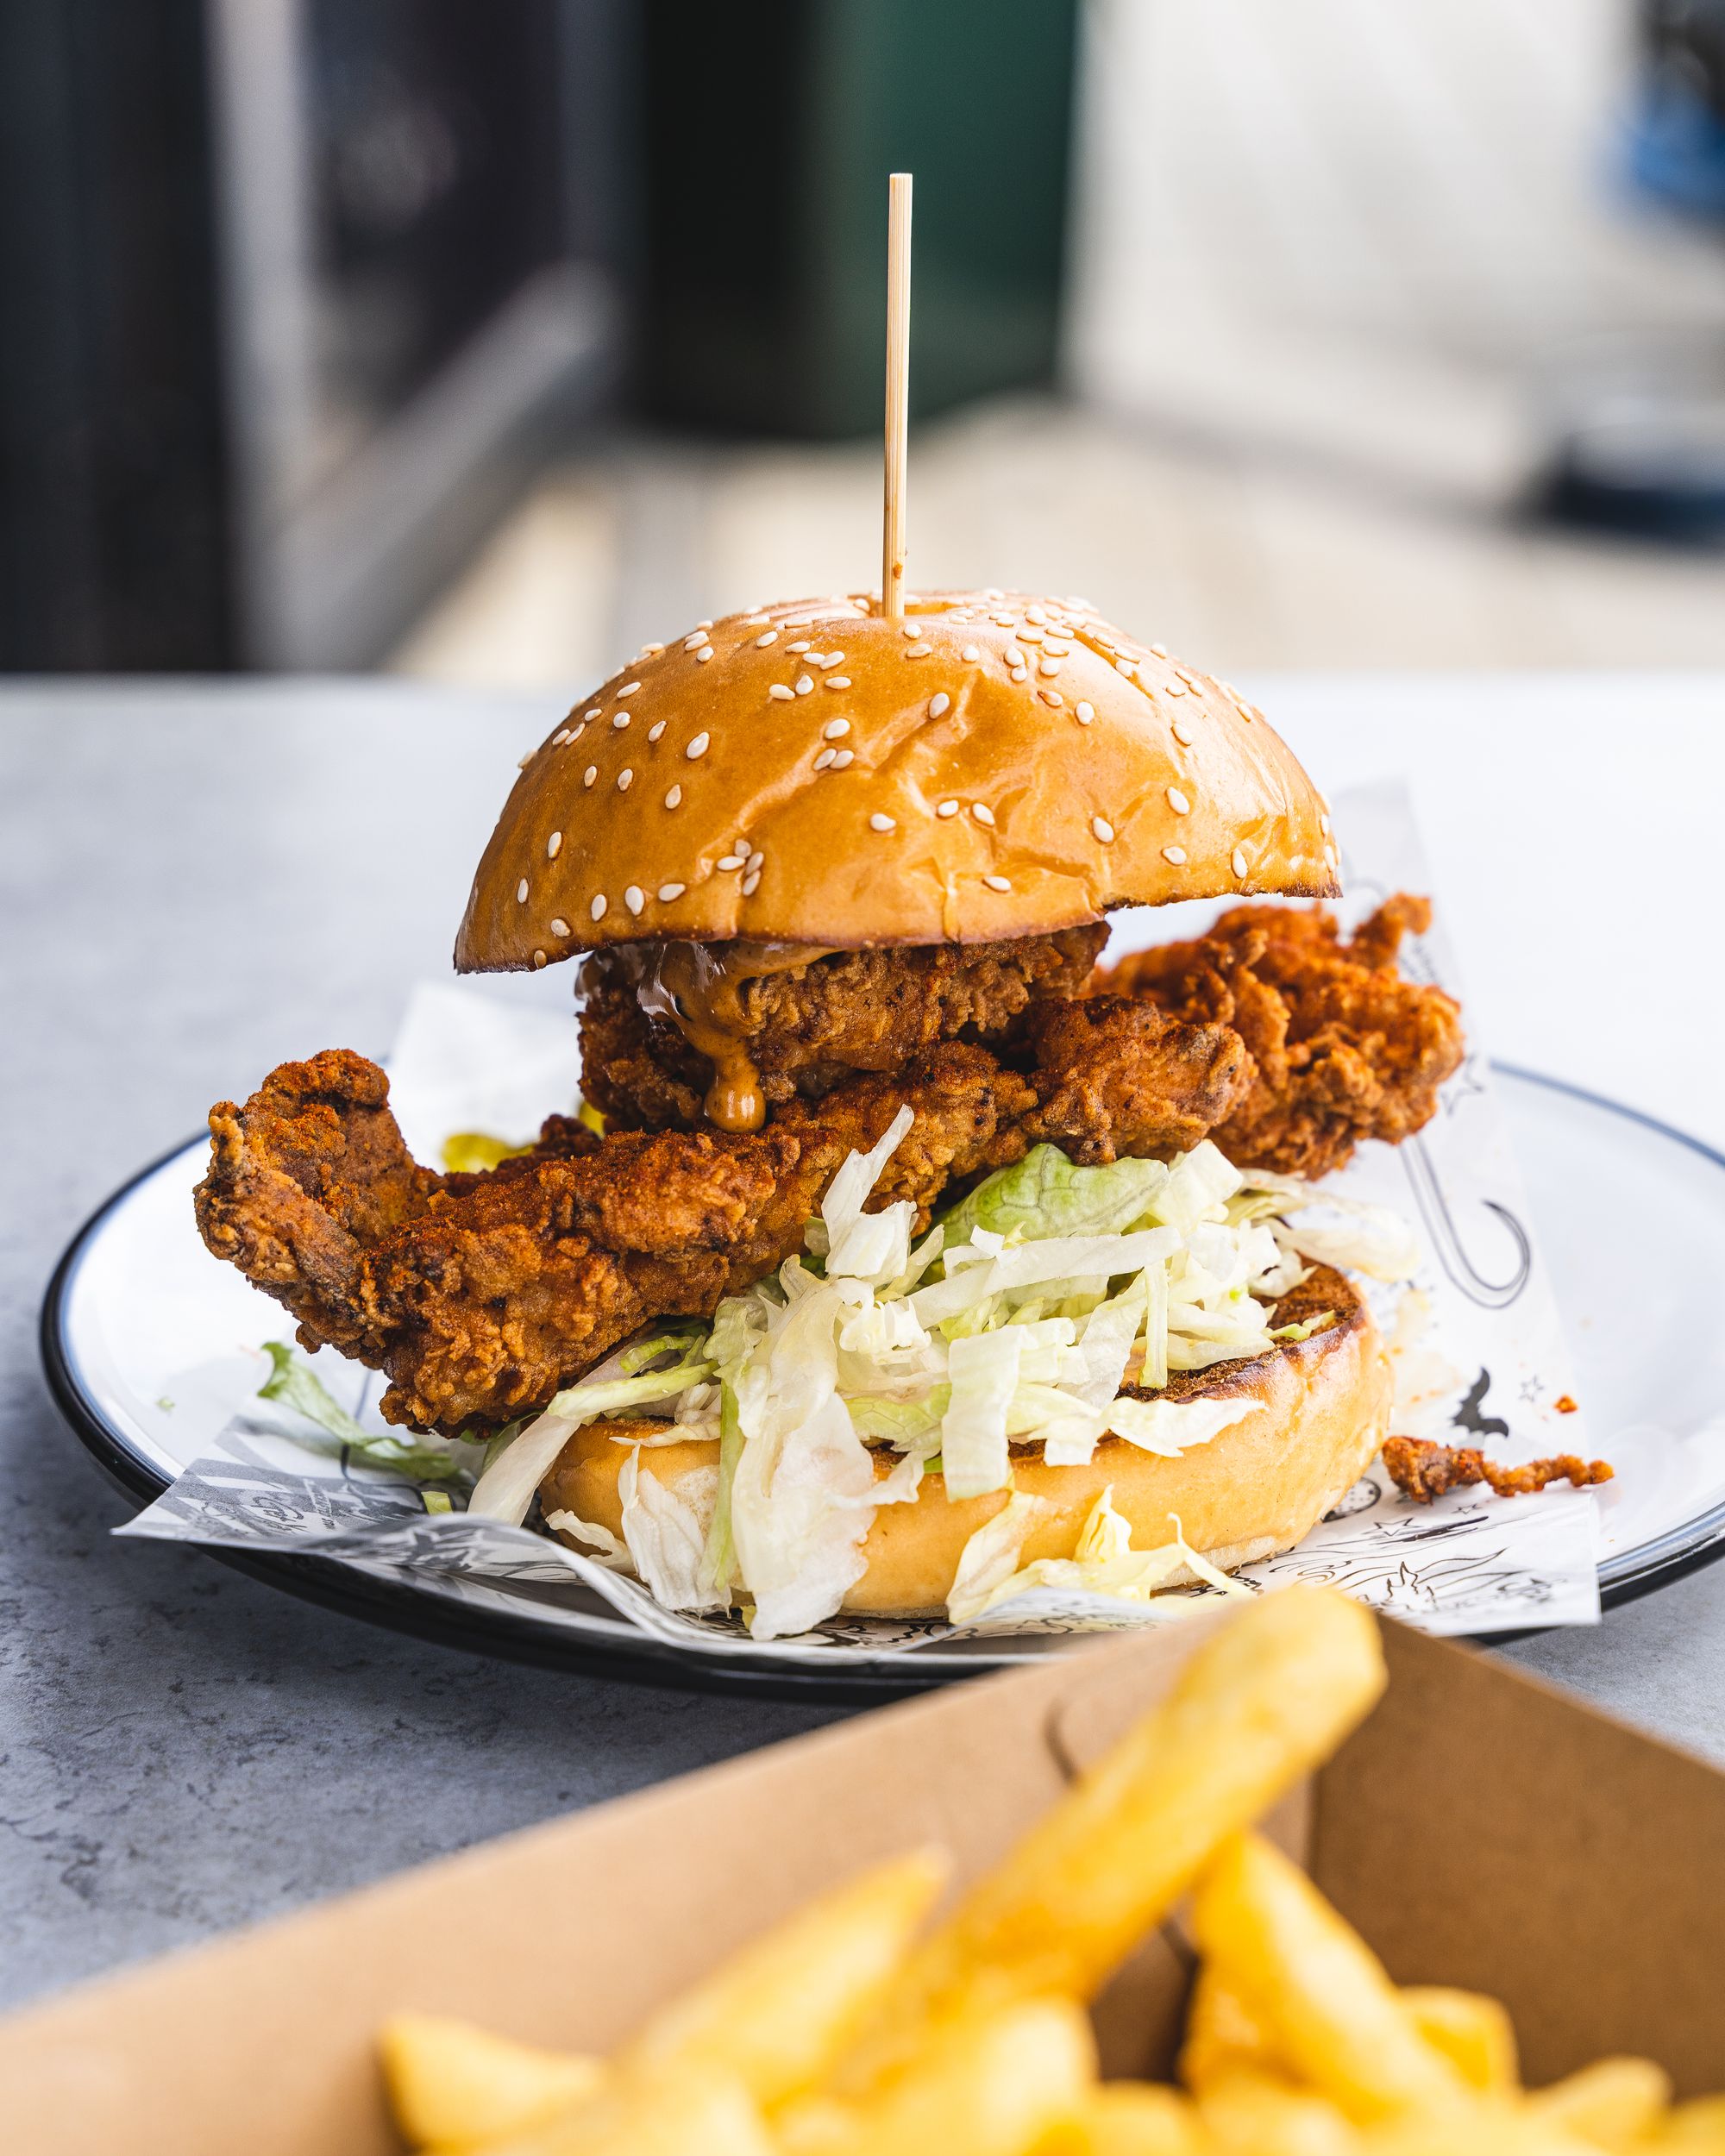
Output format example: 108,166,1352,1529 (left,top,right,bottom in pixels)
632,939,835,1131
